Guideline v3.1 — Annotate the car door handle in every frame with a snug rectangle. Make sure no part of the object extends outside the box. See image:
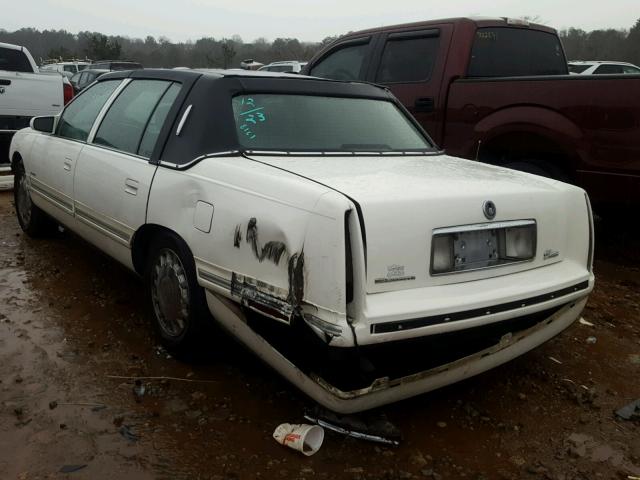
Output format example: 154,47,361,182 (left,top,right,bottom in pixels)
63,157,73,171
124,178,139,196
414,97,435,113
